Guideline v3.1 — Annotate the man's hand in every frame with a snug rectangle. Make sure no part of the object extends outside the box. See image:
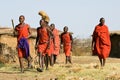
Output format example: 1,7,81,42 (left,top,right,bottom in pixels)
16,46,18,50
